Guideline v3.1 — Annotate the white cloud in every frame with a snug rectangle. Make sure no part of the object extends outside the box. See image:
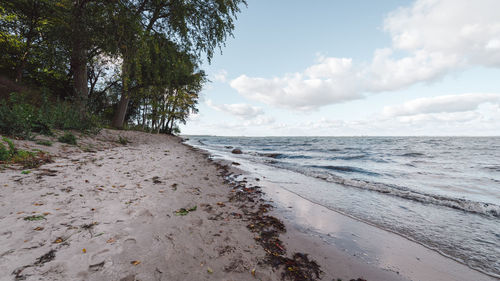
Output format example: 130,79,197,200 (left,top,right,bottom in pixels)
384,0,500,66
182,101,500,136
382,93,500,117
230,58,363,111
213,70,228,83
206,99,264,118
230,0,500,110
